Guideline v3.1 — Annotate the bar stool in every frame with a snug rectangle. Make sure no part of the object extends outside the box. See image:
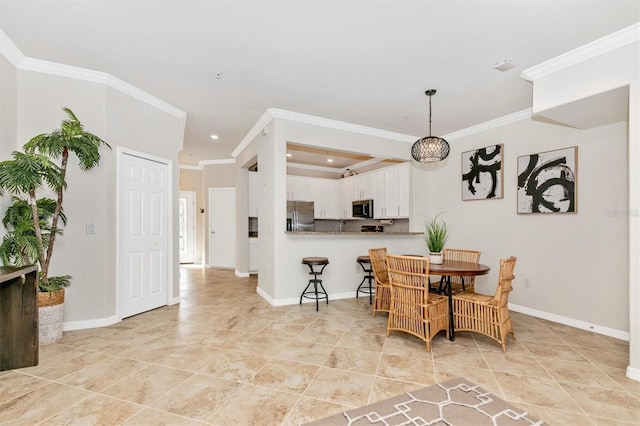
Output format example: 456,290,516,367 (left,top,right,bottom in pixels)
356,255,374,305
300,257,329,311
